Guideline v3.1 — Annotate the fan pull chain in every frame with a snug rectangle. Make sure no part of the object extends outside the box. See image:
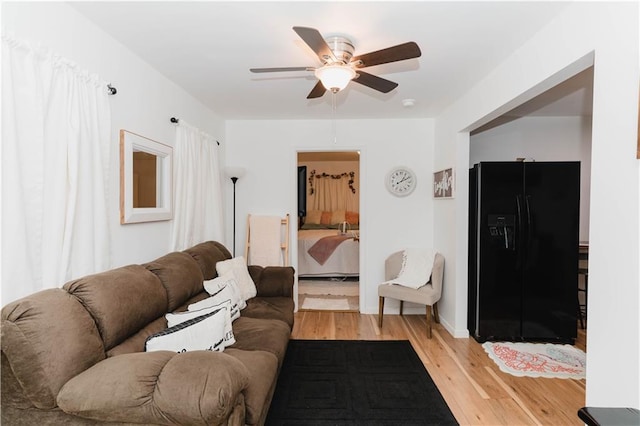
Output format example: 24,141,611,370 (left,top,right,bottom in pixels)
332,93,337,144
